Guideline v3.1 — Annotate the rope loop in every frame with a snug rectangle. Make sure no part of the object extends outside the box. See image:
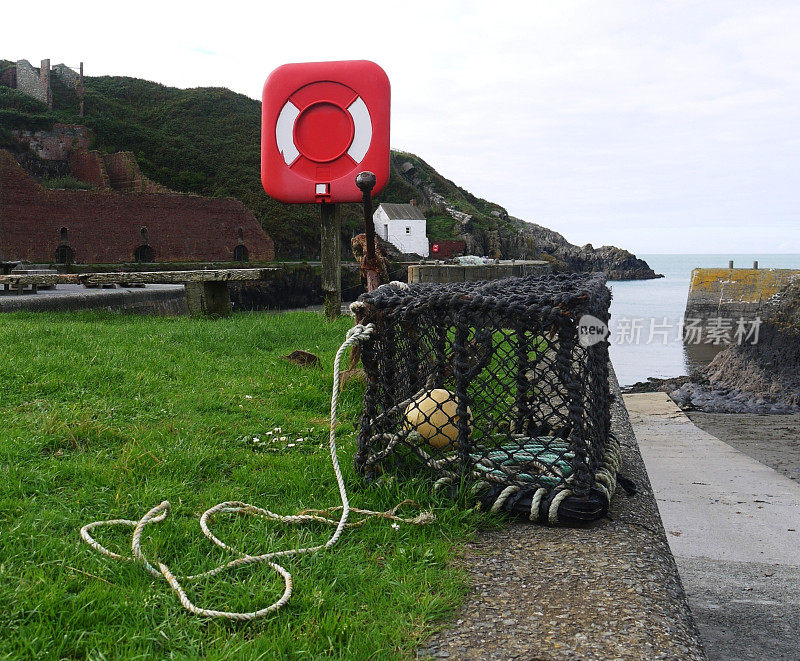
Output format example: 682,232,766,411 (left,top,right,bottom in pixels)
80,322,433,621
